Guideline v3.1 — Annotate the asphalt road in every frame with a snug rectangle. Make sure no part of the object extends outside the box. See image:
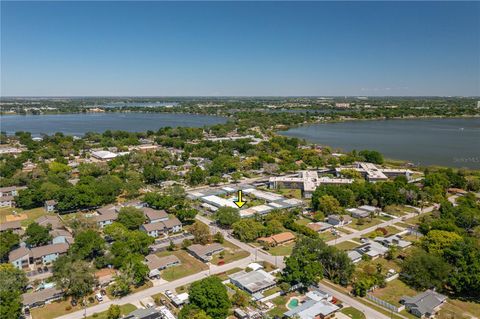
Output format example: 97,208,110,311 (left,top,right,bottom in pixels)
57,205,433,319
